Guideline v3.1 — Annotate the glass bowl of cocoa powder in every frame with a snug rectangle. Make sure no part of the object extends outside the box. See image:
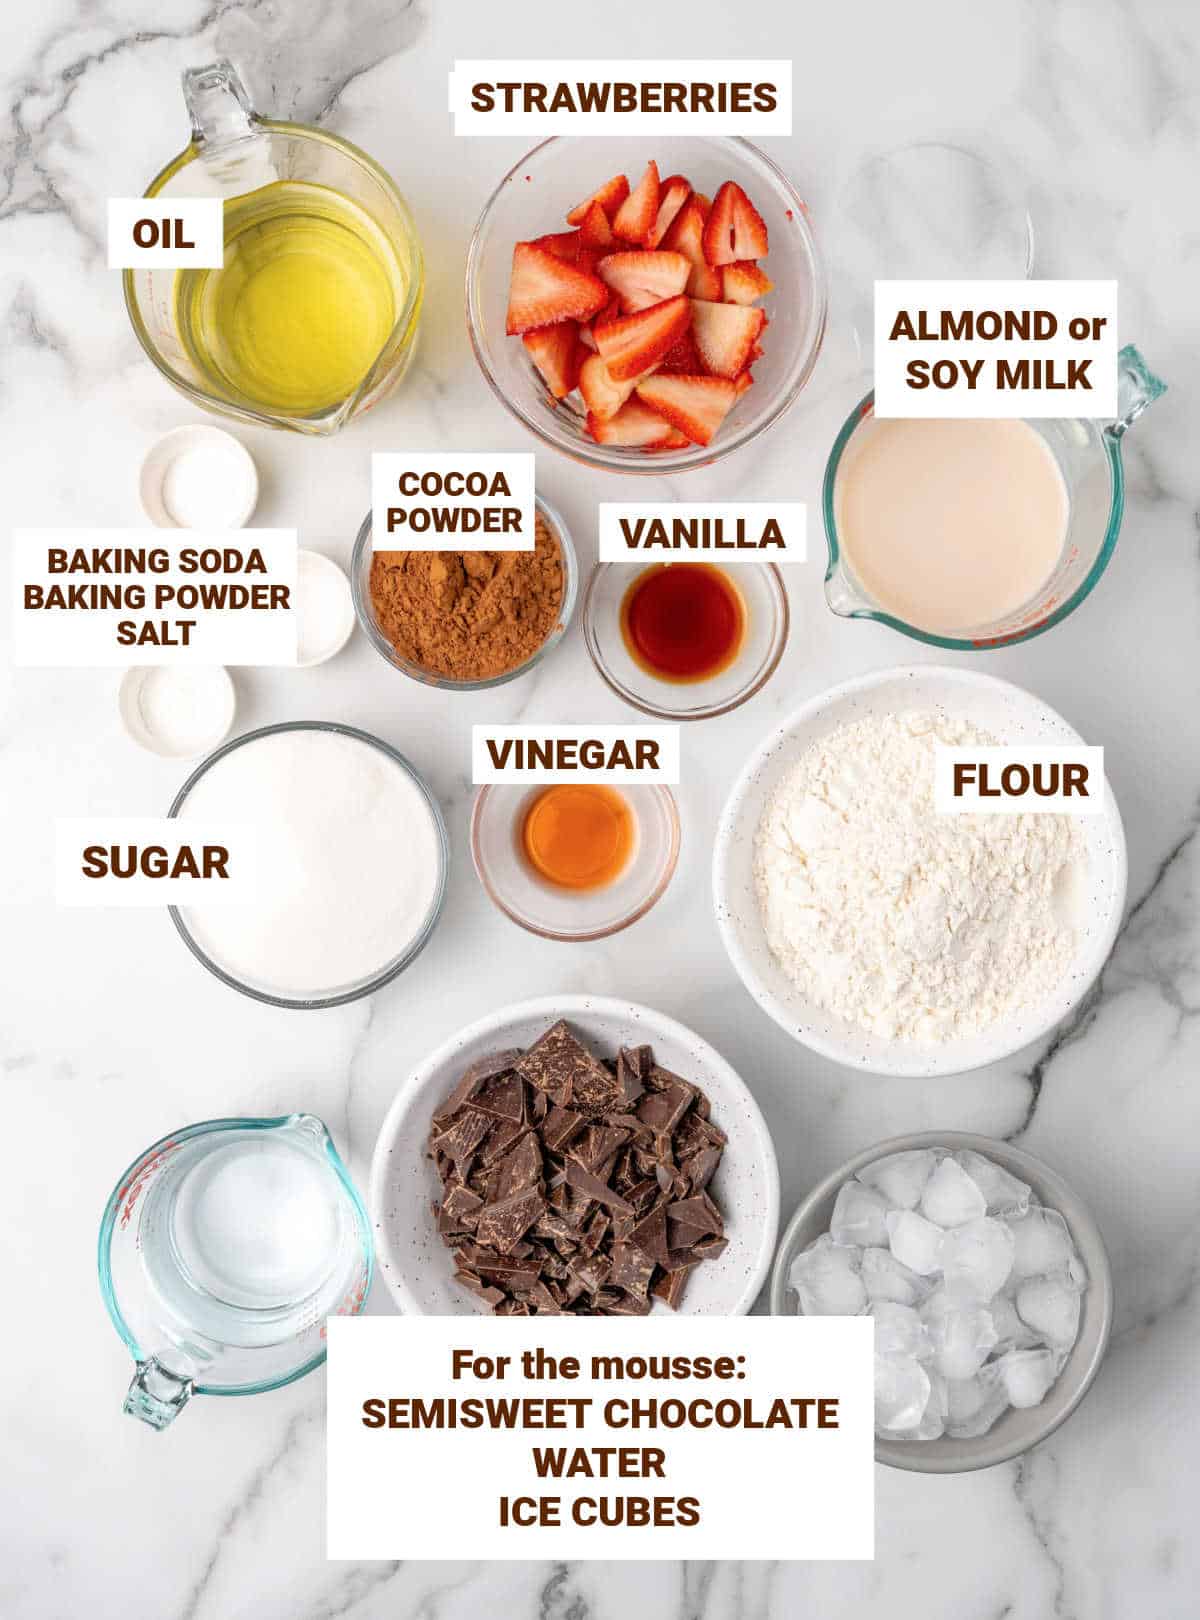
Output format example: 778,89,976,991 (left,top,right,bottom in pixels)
351,495,578,689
